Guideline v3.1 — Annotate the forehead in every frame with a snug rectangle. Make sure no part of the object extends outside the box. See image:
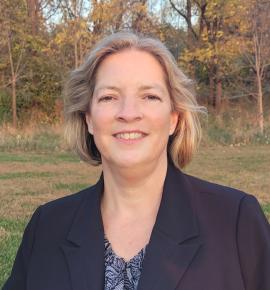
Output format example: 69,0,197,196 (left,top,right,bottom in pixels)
94,49,167,88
